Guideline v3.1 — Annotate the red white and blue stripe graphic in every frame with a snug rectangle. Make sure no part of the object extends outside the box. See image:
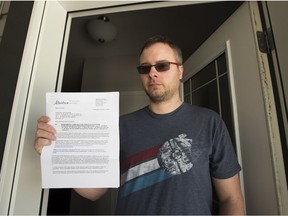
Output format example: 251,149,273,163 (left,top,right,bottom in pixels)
120,144,174,197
